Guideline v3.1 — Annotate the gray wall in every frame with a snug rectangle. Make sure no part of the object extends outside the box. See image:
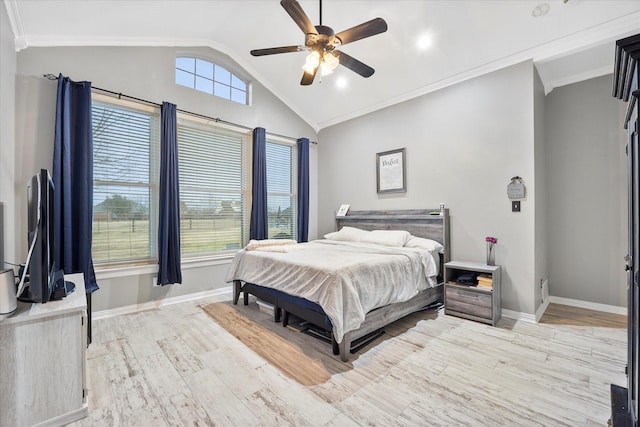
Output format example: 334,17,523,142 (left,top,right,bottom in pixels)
534,67,547,313
14,46,318,312
4,37,630,314
545,74,627,307
318,61,538,314
1,4,17,268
